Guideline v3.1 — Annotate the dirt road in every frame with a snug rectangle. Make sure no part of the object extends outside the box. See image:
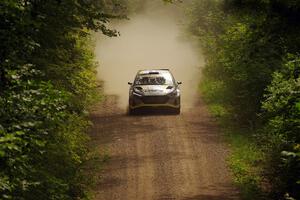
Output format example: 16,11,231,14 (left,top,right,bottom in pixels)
89,96,239,200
